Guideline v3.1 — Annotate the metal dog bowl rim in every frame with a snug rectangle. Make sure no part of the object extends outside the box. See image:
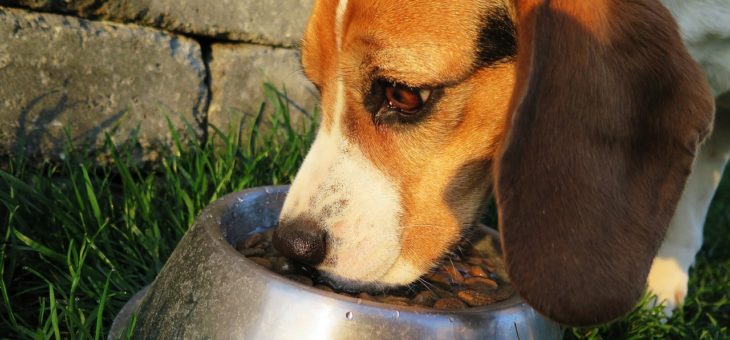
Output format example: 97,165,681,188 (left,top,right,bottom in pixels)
212,189,522,316
110,185,561,339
